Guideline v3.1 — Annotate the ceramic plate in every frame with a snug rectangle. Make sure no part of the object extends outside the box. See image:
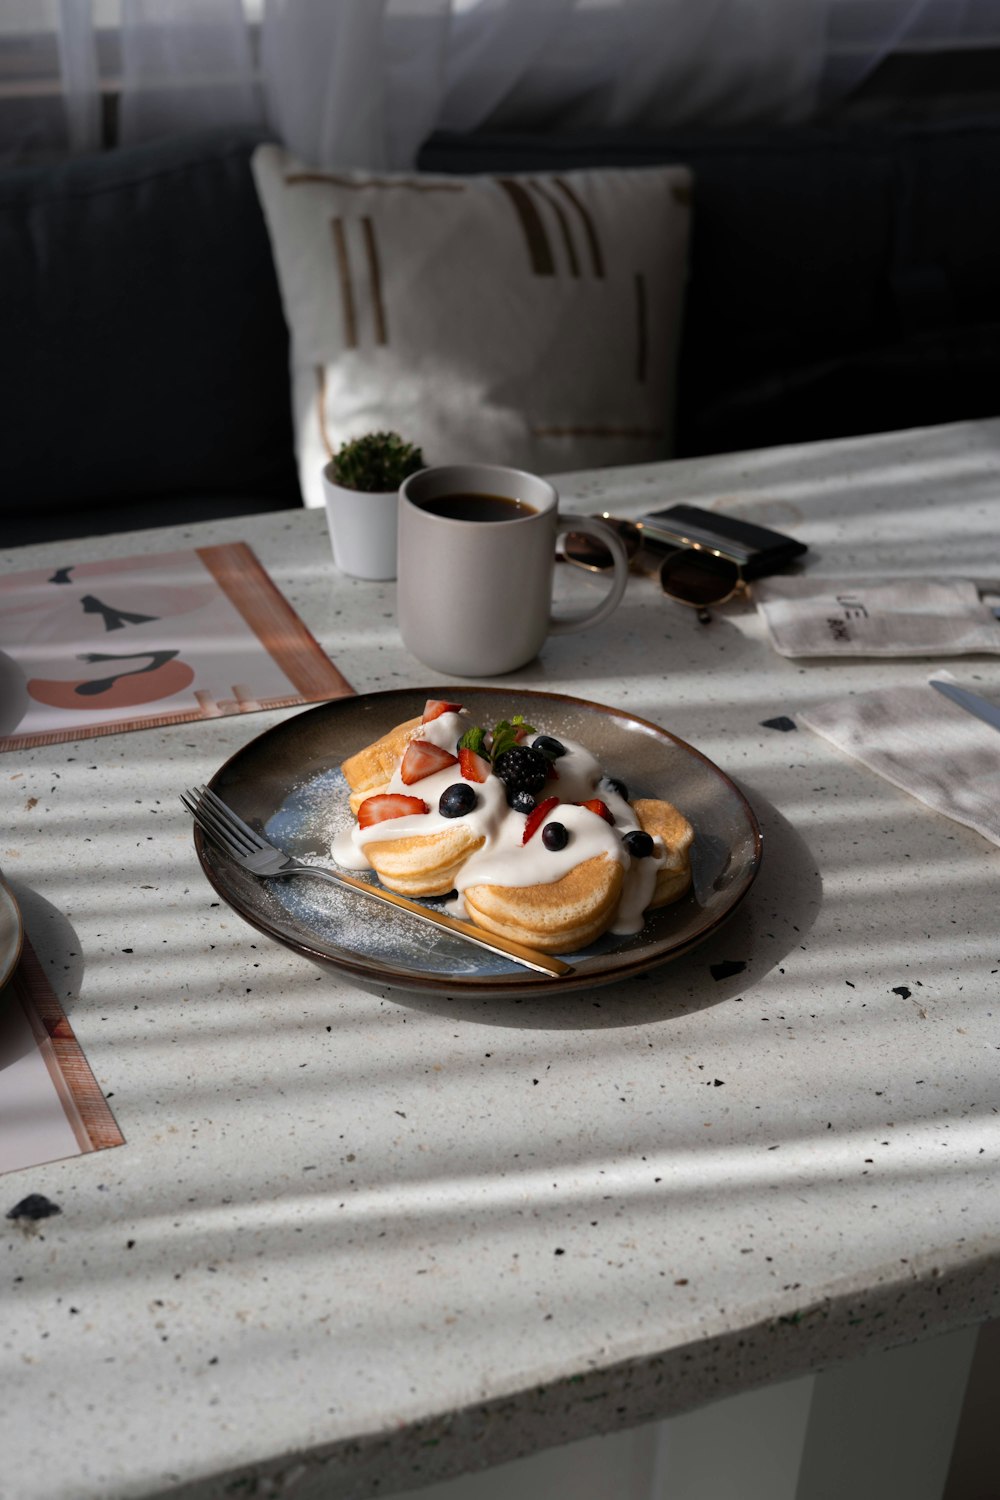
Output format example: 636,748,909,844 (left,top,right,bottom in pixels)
195,687,762,998
0,877,24,993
